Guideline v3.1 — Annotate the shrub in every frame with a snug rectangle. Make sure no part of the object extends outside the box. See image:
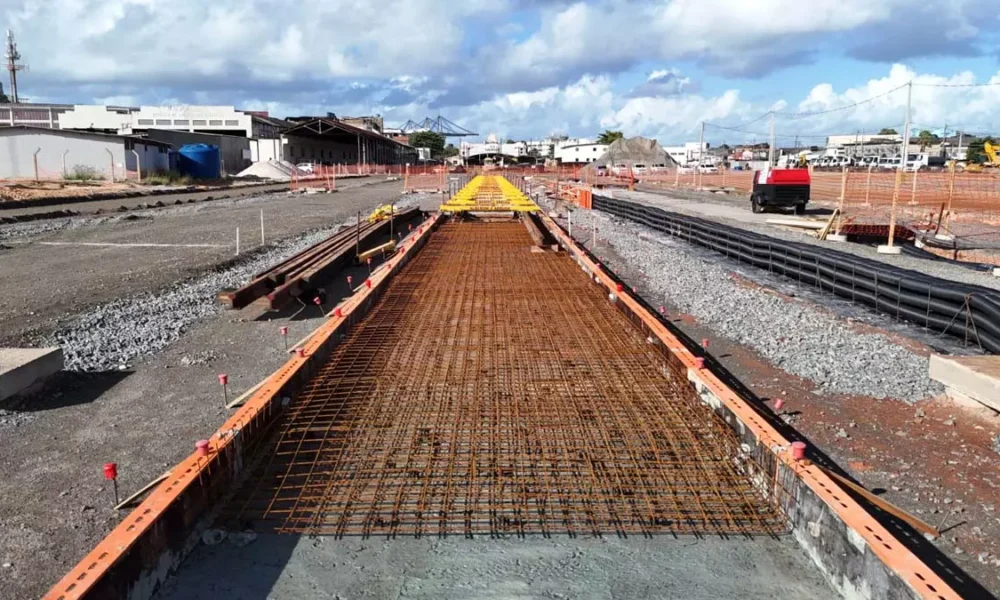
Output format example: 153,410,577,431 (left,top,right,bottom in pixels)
64,164,104,181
